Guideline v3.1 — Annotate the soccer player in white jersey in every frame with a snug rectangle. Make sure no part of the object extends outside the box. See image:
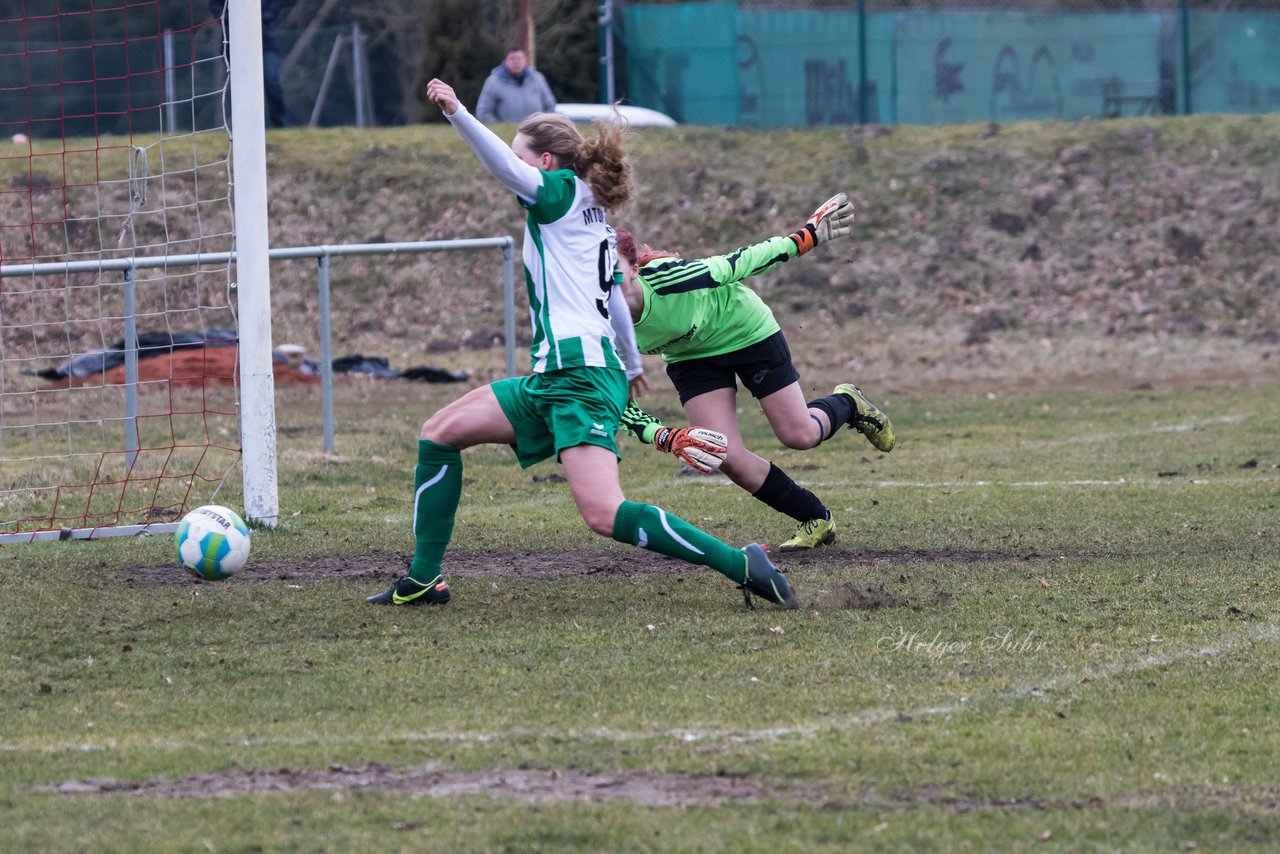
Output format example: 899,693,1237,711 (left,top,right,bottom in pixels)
366,78,797,609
